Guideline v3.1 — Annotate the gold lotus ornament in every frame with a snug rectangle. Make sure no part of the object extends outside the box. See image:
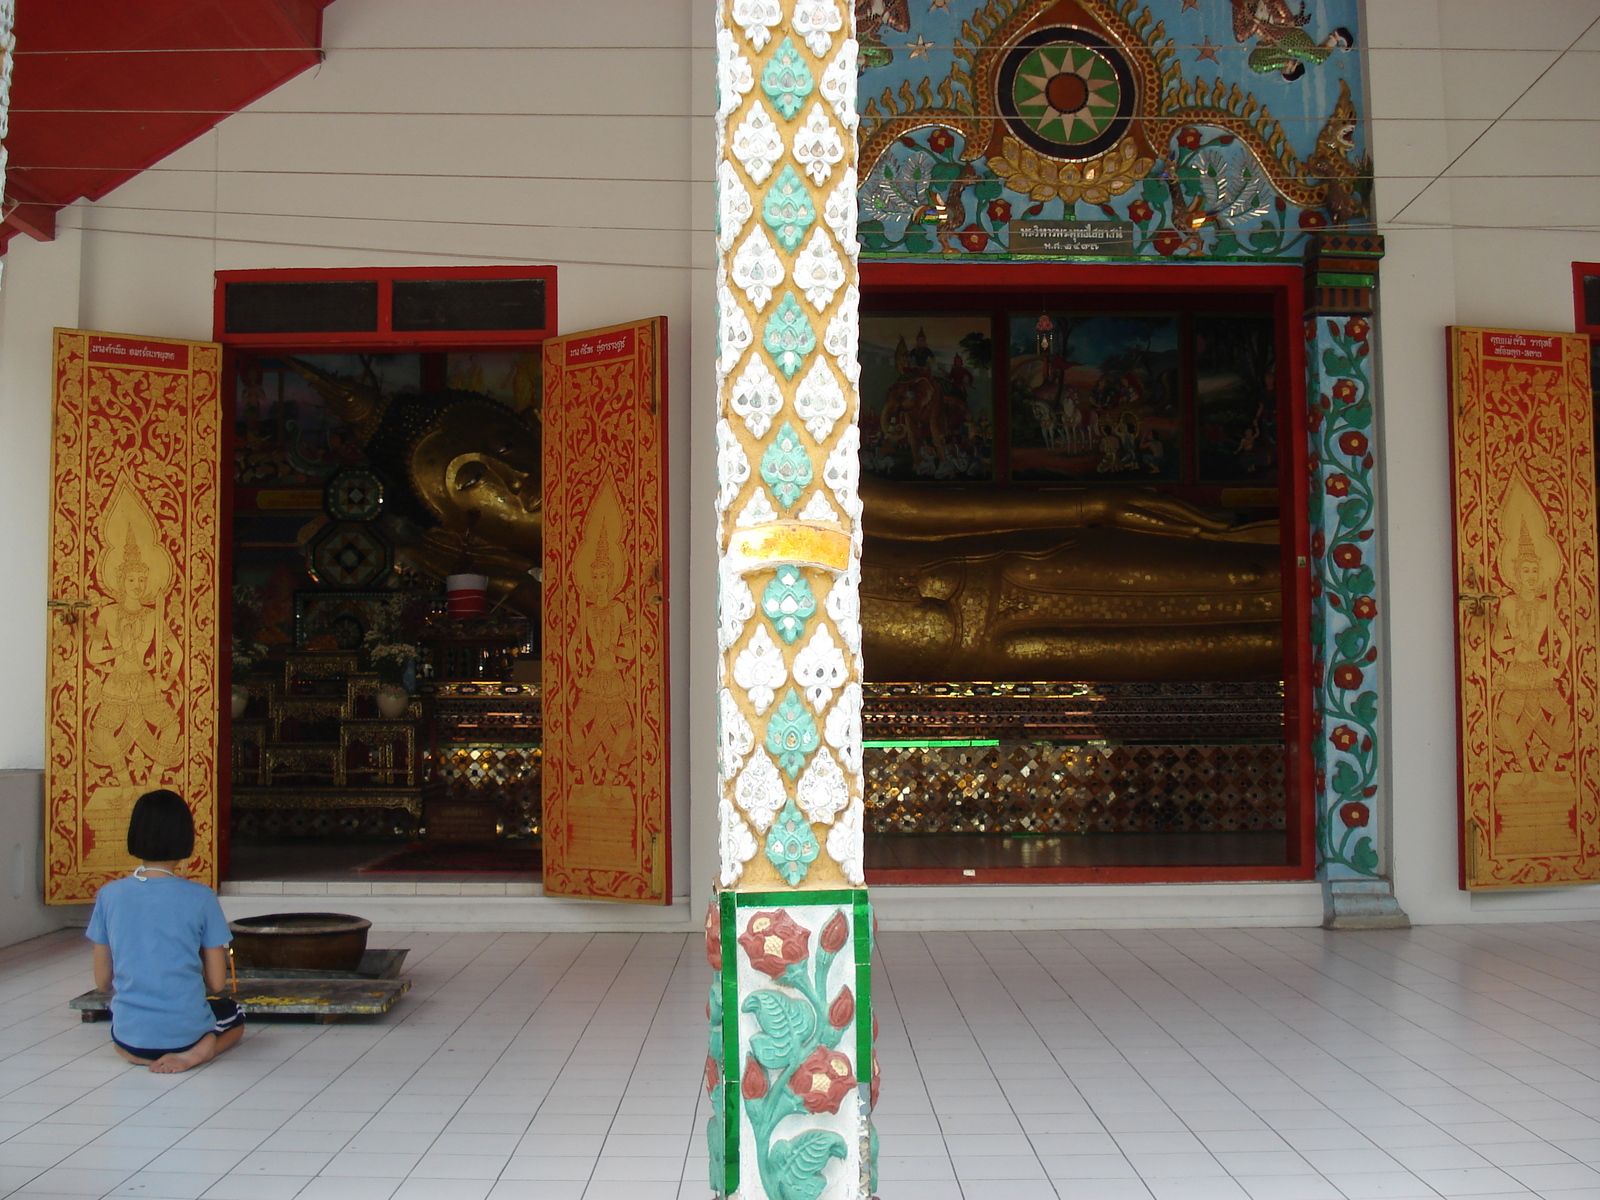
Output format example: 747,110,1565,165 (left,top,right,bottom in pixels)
987,135,1153,205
